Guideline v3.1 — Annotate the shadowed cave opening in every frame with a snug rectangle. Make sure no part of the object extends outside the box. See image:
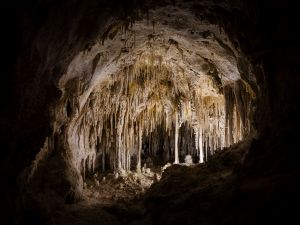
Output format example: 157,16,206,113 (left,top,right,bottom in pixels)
2,0,299,225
